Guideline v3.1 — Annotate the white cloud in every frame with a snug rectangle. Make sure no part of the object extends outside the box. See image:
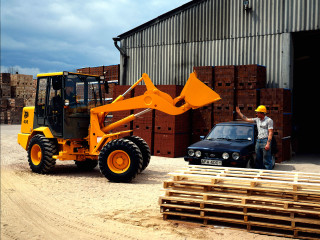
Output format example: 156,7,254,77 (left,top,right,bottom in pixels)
1,0,190,74
1,65,40,78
